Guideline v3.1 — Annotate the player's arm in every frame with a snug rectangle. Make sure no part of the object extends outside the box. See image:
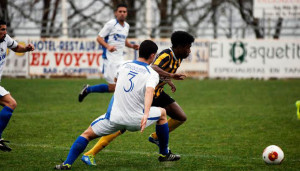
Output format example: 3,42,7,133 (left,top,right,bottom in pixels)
97,36,116,52
151,65,186,80
125,39,139,50
166,80,176,93
12,43,34,53
140,87,155,133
